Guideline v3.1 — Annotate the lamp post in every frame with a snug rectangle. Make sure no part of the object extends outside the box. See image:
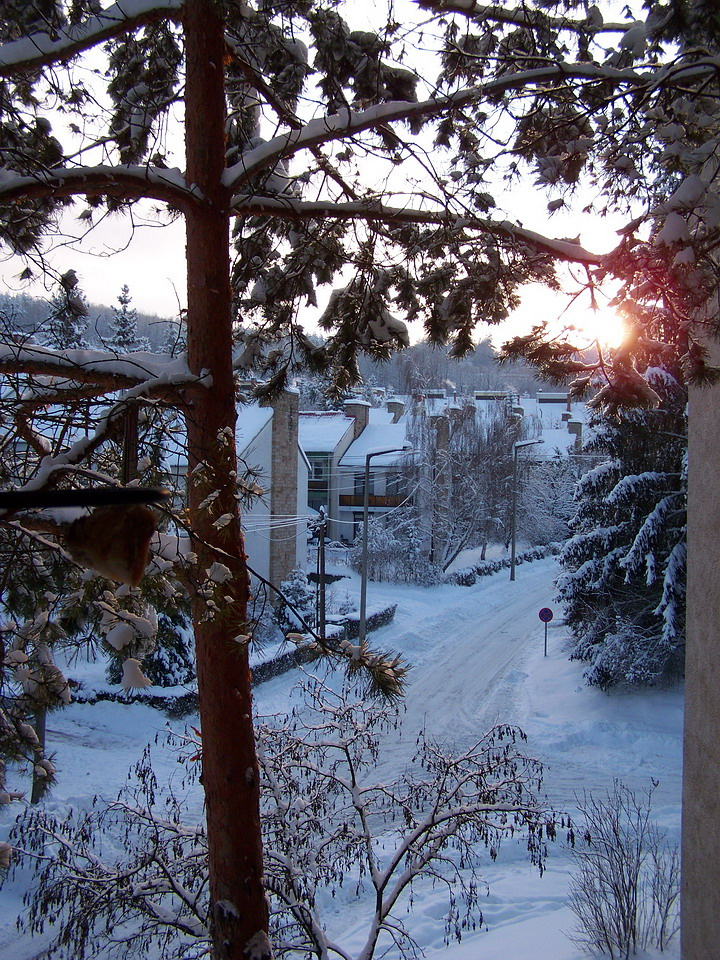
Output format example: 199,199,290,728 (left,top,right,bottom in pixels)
358,445,412,643
510,438,544,581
